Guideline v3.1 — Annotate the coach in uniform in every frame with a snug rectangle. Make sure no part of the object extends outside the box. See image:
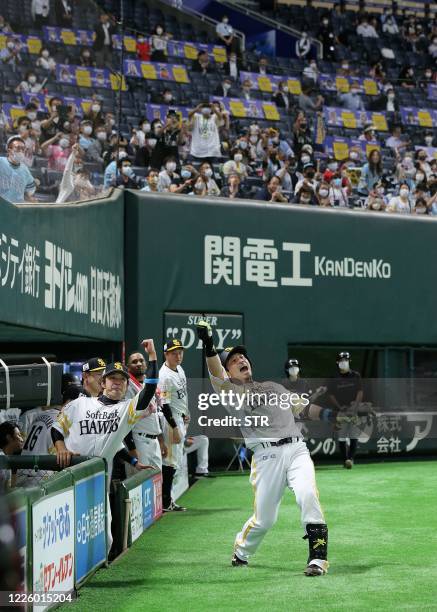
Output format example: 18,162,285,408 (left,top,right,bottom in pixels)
126,351,167,470
82,357,106,397
160,339,188,512
196,321,334,576
327,351,363,469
